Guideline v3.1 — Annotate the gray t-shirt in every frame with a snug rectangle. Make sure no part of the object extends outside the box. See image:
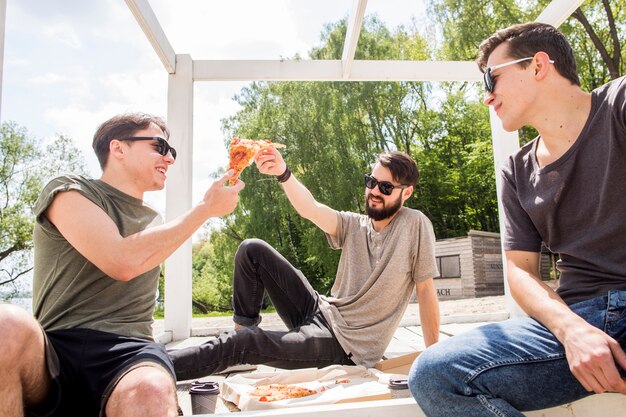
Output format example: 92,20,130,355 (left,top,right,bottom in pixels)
32,175,162,340
500,76,626,305
319,207,438,368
